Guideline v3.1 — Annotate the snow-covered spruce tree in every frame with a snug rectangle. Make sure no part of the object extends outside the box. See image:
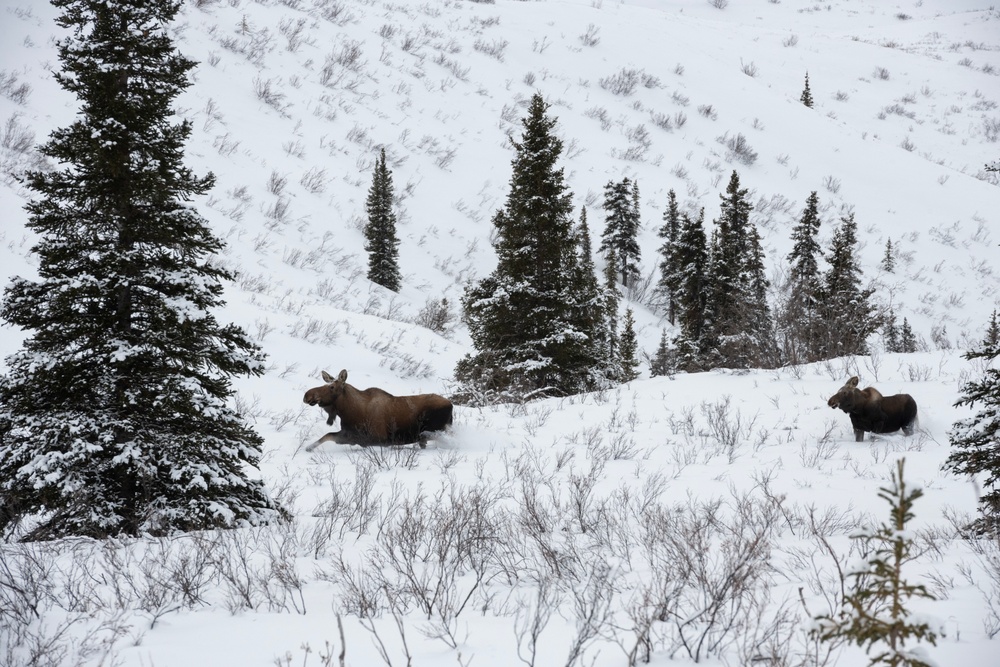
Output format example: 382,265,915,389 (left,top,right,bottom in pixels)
812,459,941,667
457,93,600,399
650,328,671,377
618,308,641,382
819,212,880,358
364,147,401,292
780,191,824,363
943,313,1000,534
706,171,774,369
572,208,614,383
0,0,281,540
599,176,642,287
899,318,918,354
884,310,902,353
800,72,814,108
670,209,711,372
656,188,681,324
602,246,622,382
